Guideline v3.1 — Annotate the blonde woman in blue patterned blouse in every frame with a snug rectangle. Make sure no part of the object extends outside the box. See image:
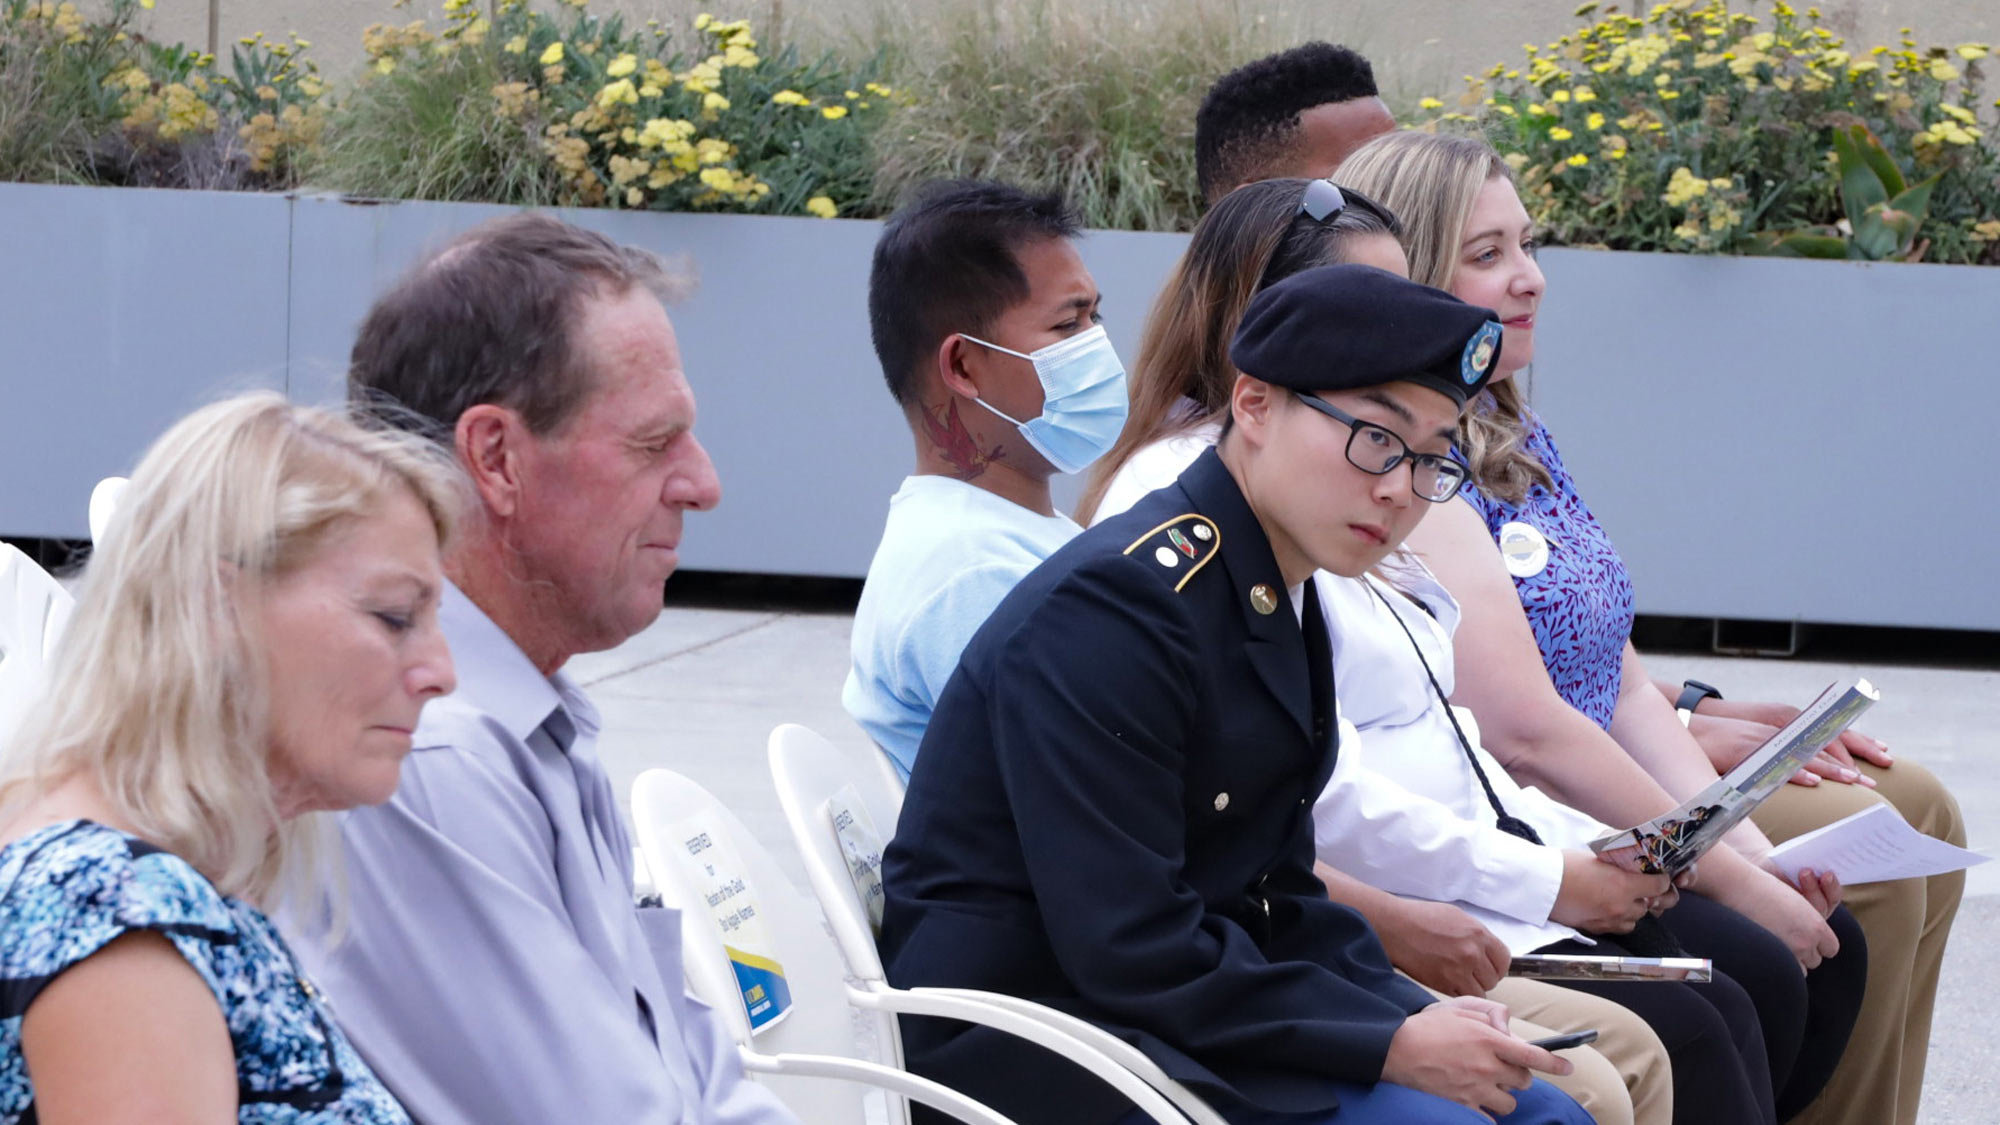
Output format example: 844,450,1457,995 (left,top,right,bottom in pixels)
0,392,458,1124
